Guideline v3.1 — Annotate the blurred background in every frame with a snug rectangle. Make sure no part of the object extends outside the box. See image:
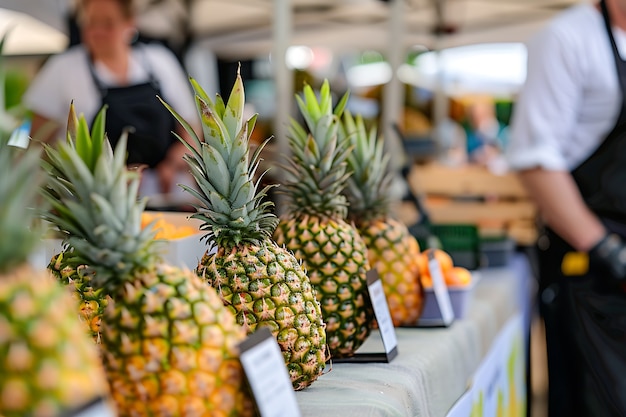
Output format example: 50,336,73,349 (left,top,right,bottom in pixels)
0,2,592,415
0,0,586,167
